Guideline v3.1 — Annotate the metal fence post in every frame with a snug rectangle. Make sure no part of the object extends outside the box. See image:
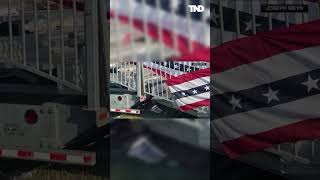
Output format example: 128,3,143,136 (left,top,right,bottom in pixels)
98,0,110,109
85,0,101,110
136,62,144,100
